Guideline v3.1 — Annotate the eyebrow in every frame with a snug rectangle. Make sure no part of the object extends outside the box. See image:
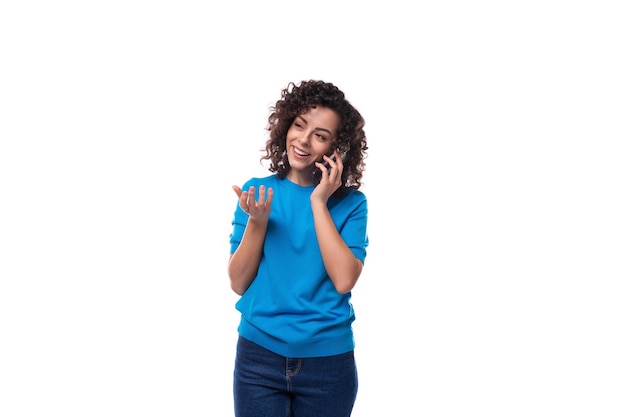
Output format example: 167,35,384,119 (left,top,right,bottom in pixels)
296,115,334,136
